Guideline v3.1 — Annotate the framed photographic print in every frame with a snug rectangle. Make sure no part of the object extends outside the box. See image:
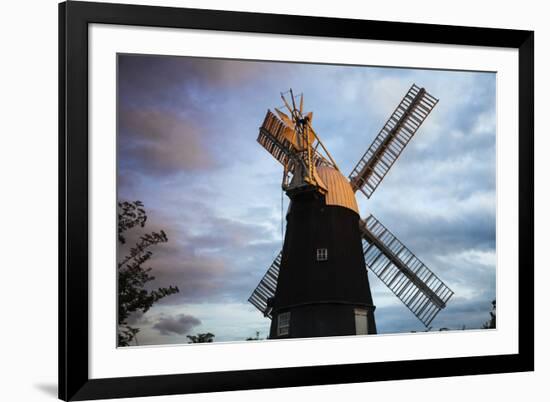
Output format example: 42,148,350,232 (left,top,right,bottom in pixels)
59,1,534,400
